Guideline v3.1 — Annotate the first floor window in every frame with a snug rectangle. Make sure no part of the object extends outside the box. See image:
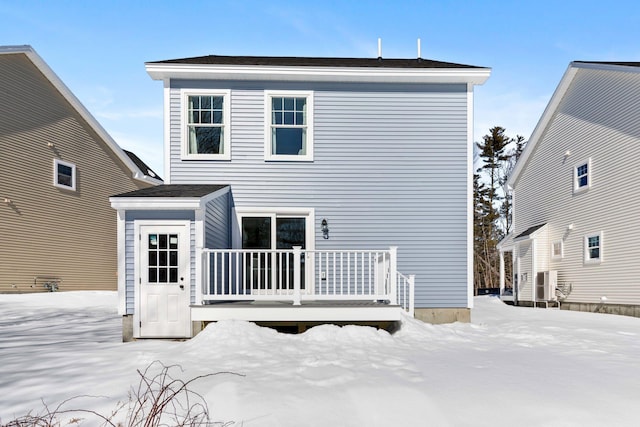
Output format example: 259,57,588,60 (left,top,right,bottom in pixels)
183,90,230,160
574,158,591,193
584,232,603,264
54,159,76,191
551,240,563,260
265,91,313,161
